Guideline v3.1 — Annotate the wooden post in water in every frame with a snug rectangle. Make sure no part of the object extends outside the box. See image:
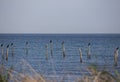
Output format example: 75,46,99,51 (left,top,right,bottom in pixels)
45,44,48,60
1,44,4,59
6,45,9,61
79,48,82,63
50,40,53,56
26,41,28,55
87,43,91,59
11,43,14,56
114,47,119,66
62,41,65,58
